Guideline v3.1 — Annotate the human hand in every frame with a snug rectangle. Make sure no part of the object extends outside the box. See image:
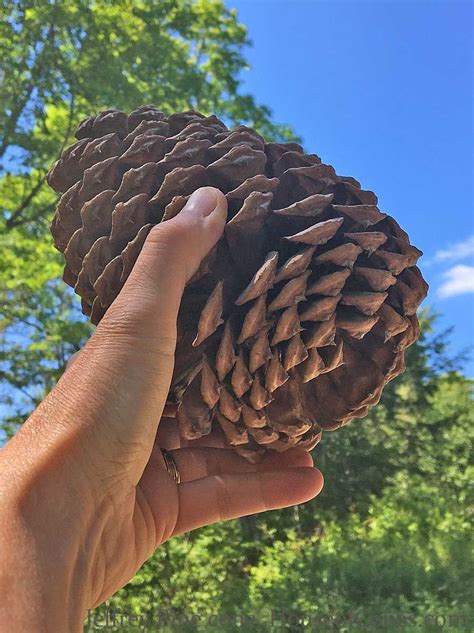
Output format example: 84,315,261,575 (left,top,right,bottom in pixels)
0,187,323,632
